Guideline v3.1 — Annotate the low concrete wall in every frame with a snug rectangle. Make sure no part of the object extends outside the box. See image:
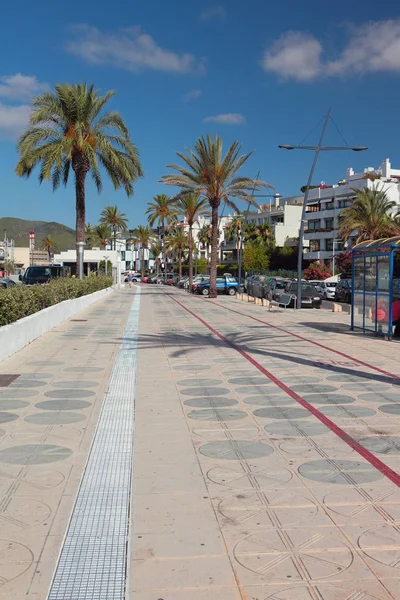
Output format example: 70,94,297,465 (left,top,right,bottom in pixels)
0,287,114,362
